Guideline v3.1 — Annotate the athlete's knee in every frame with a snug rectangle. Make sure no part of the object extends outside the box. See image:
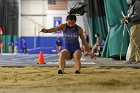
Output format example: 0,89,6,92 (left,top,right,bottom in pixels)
73,50,82,57
60,49,68,56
